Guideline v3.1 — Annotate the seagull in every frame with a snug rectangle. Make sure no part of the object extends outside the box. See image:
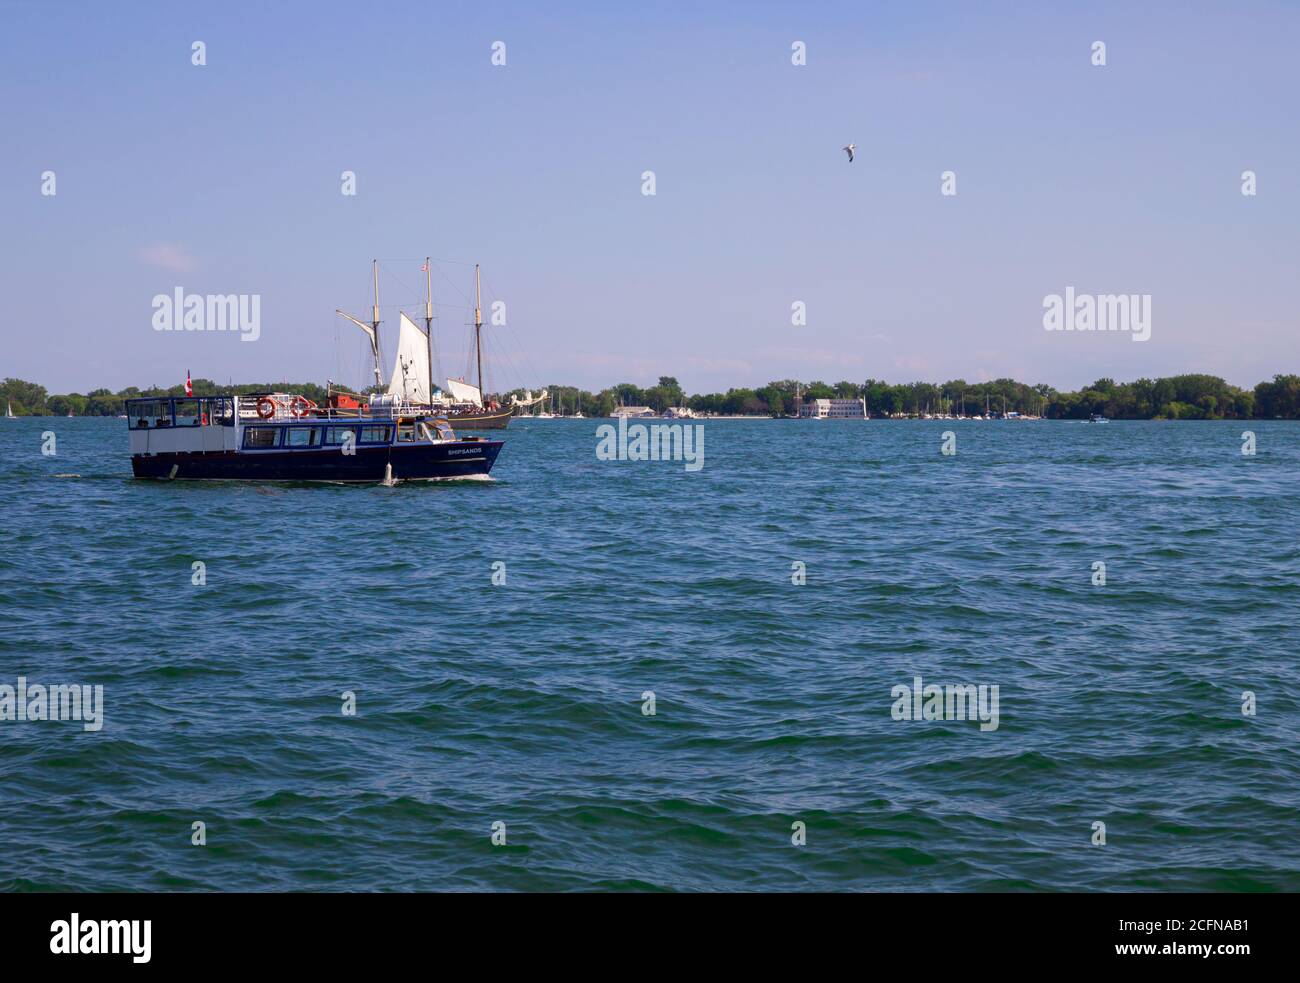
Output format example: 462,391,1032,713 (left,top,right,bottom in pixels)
842,144,856,163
